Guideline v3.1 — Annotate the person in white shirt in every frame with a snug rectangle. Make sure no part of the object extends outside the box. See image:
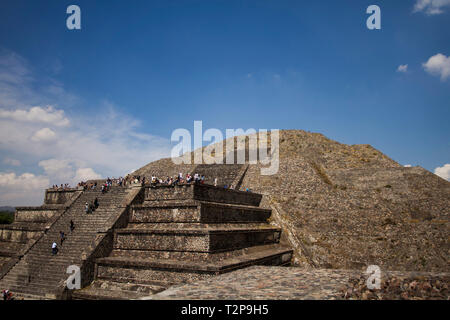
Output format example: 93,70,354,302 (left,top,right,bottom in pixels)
52,242,58,255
